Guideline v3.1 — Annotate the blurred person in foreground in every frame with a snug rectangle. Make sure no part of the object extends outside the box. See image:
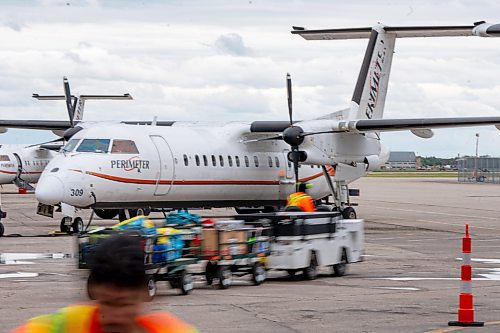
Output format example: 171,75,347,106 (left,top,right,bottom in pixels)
13,233,198,333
